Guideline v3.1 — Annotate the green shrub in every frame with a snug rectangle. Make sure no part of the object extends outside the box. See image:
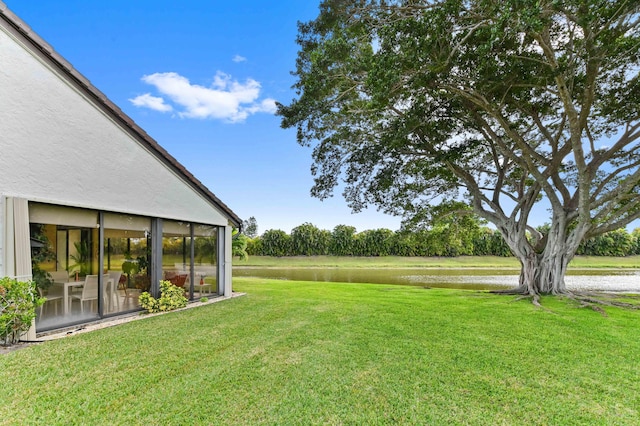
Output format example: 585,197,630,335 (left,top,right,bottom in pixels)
290,223,330,256
232,230,249,260
139,280,188,314
246,236,262,256
0,277,44,345
260,229,291,256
